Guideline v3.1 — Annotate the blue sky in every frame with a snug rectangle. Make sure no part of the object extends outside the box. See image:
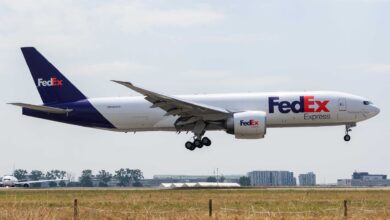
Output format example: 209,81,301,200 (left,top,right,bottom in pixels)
0,0,389,182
